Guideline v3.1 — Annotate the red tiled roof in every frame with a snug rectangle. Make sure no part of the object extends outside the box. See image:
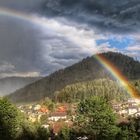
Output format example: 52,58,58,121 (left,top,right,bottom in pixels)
39,108,49,113
56,106,67,112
